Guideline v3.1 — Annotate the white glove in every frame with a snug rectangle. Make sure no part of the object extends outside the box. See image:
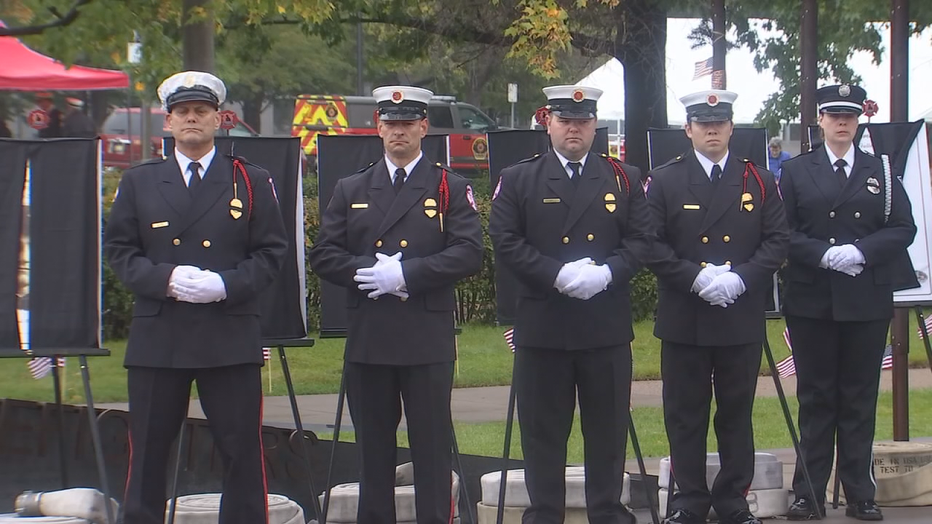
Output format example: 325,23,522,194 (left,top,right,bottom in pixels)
563,264,613,300
837,263,864,277
698,271,746,308
828,244,865,271
166,265,202,297
355,252,407,299
553,257,593,292
170,270,227,303
819,247,836,269
690,263,732,293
